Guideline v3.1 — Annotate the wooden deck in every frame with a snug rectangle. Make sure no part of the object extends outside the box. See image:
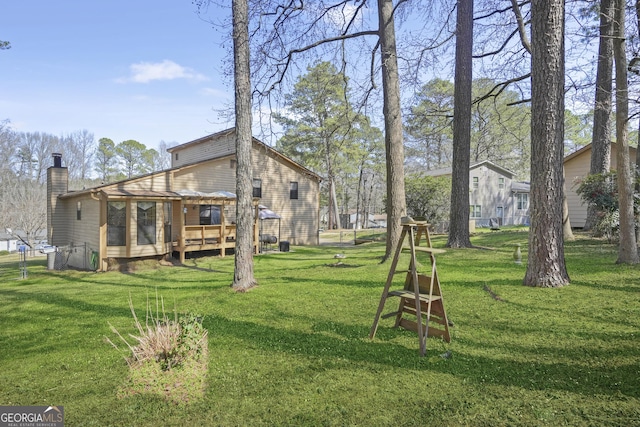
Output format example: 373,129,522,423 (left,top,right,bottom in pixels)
174,224,257,262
